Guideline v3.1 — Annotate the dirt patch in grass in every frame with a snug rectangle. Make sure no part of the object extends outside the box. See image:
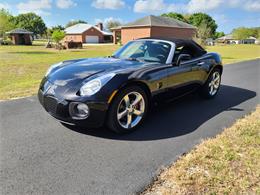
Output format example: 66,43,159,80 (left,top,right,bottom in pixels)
142,106,260,195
